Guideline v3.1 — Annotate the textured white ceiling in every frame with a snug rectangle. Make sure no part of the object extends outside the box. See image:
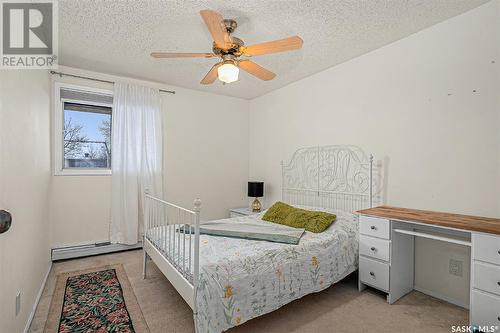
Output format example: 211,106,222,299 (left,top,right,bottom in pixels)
59,0,490,99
